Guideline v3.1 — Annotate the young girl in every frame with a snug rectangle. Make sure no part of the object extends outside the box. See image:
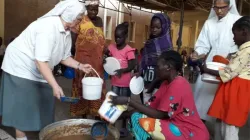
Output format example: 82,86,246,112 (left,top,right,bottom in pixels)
140,13,173,103
203,16,250,140
104,22,136,136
